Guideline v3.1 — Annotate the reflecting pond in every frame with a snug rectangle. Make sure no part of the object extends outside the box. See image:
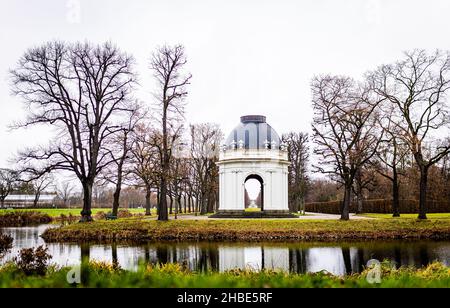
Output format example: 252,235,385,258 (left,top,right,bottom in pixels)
1,225,449,275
